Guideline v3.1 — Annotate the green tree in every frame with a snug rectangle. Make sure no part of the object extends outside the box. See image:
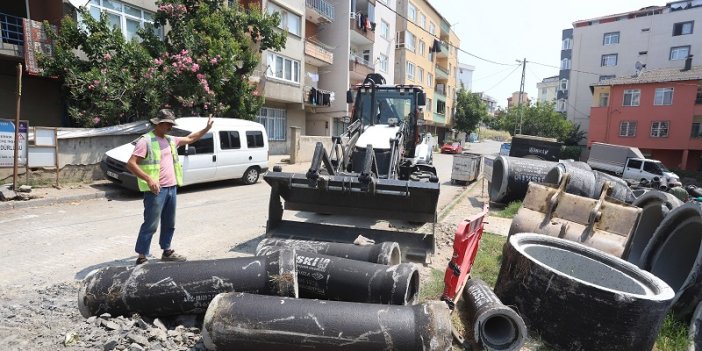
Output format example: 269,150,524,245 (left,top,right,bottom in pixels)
454,90,488,134
41,12,156,127
498,102,579,142
40,0,286,127
141,0,286,118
